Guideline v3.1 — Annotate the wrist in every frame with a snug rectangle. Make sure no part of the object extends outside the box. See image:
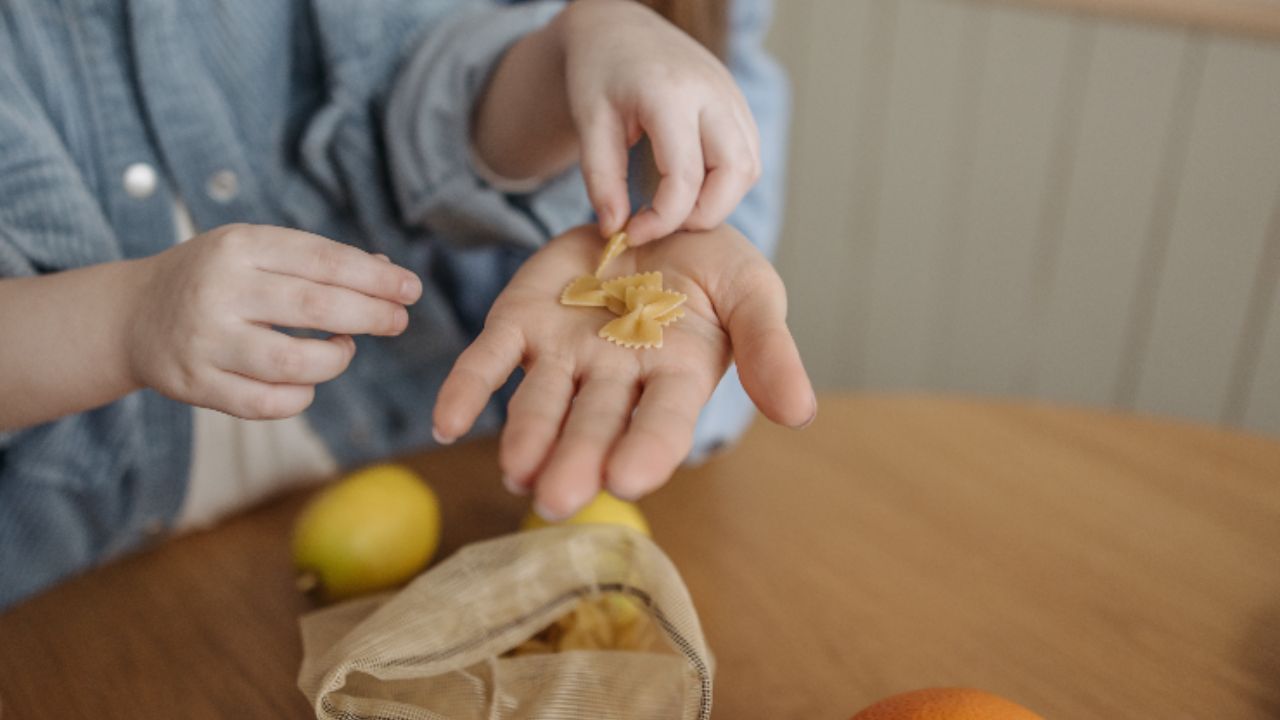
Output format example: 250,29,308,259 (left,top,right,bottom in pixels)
109,256,154,395
470,13,575,181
